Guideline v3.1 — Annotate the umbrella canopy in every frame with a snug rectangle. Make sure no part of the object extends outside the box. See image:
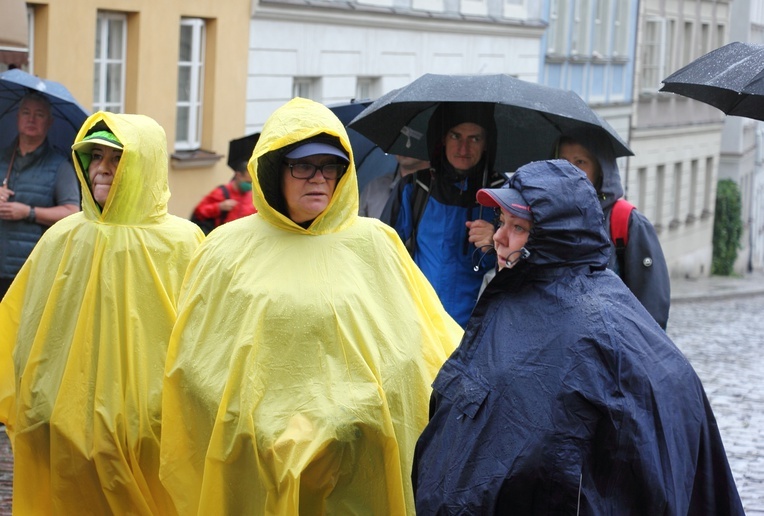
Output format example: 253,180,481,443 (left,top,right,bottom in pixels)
234,100,398,193
660,41,764,122
348,73,632,174
228,132,260,171
0,69,90,154
325,99,398,193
